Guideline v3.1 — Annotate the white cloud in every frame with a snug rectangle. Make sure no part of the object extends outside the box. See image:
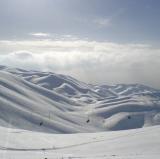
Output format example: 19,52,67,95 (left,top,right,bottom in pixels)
76,17,112,28
30,32,50,38
0,39,160,88
10,51,33,59
93,18,111,28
